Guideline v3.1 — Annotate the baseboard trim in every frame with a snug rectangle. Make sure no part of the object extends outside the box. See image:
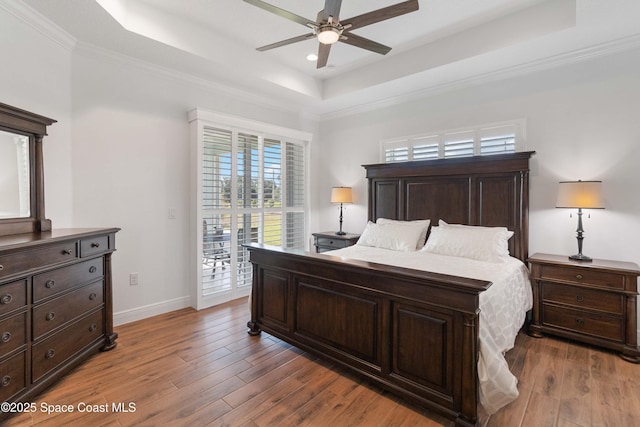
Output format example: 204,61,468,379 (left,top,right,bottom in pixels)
114,296,191,326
